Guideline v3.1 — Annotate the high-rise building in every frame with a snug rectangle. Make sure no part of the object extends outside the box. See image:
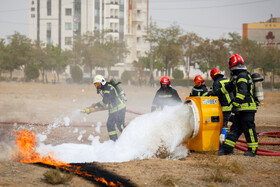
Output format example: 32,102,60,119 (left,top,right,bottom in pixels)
243,15,280,48
29,0,149,77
